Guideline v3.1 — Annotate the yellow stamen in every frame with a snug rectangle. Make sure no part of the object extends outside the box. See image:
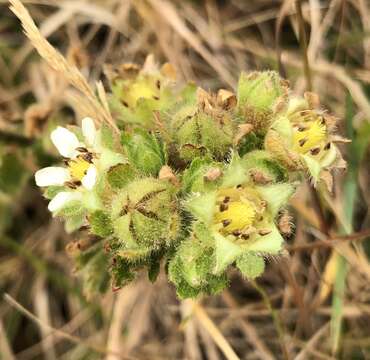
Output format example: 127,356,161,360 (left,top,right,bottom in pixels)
293,117,326,154
214,187,257,235
68,158,90,181
215,201,256,233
